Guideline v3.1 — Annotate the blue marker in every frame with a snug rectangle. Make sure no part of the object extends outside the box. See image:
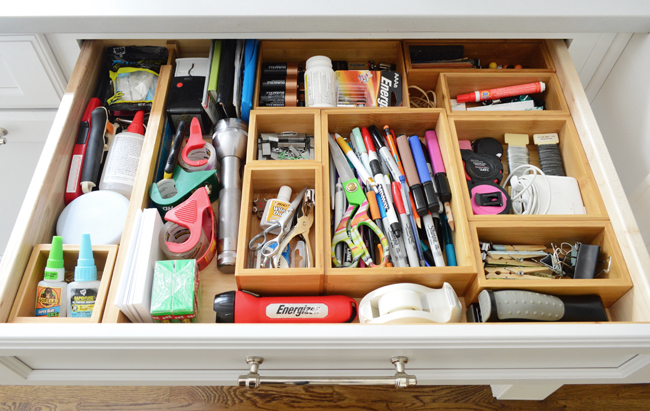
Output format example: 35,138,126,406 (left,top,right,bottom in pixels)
408,135,441,214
